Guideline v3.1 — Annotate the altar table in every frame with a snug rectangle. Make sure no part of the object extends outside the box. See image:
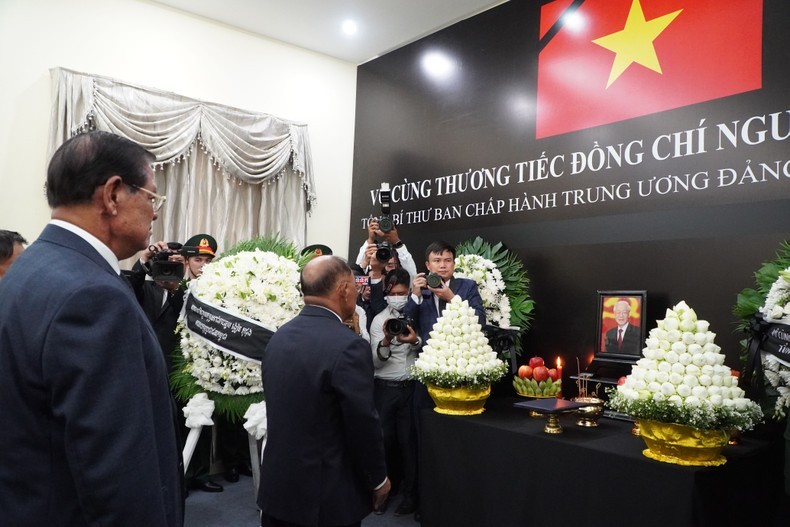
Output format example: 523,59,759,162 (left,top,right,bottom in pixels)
418,397,784,527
